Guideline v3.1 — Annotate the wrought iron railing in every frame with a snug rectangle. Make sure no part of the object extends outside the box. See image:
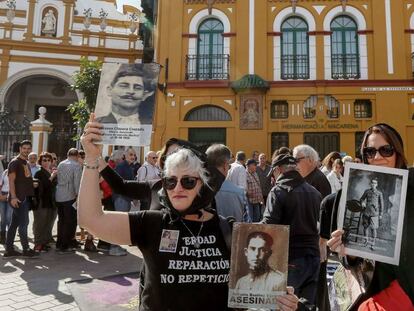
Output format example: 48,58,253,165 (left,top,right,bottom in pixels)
185,54,230,80
331,54,360,79
281,55,309,80
0,110,31,161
